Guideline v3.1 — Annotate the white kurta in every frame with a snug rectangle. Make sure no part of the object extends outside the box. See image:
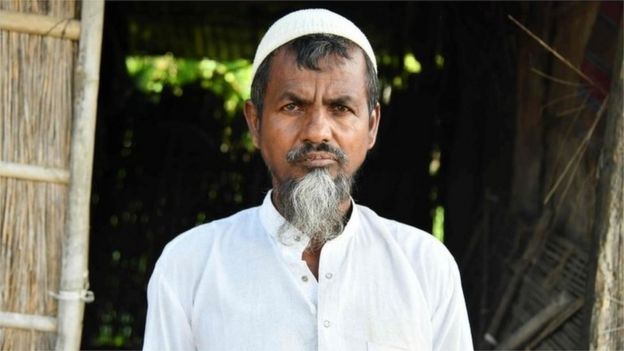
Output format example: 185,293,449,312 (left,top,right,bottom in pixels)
143,192,473,351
